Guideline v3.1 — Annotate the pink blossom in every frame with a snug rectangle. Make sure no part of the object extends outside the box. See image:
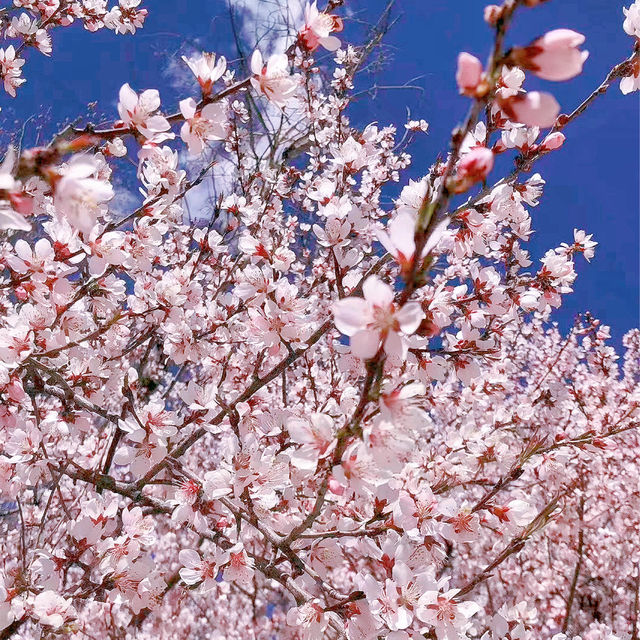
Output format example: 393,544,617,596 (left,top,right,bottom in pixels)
287,413,334,471
122,506,156,545
32,591,74,629
368,563,437,630
53,155,114,233
416,589,481,639
483,5,502,25
456,52,484,96
379,382,427,430
0,46,25,97
113,429,168,477
377,212,448,276
332,276,424,360
223,544,254,586
0,582,23,631
513,29,588,82
6,15,52,56
620,58,640,95
203,469,233,499
497,122,539,153
405,118,430,133
286,601,329,640
377,212,418,274
117,83,171,138
559,228,598,262
72,496,119,544
179,548,228,593
182,52,227,95
623,1,640,37
6,237,55,280
452,146,494,192
250,50,298,108
300,2,343,52
499,91,560,128
179,97,227,155
104,0,147,34
0,148,31,231
313,215,351,246
330,136,372,172
541,131,565,151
